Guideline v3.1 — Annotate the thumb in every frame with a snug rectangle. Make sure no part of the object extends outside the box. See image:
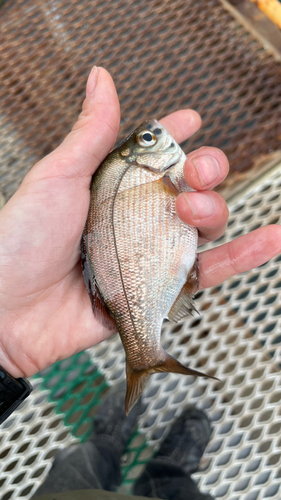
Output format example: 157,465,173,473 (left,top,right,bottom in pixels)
27,66,120,182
